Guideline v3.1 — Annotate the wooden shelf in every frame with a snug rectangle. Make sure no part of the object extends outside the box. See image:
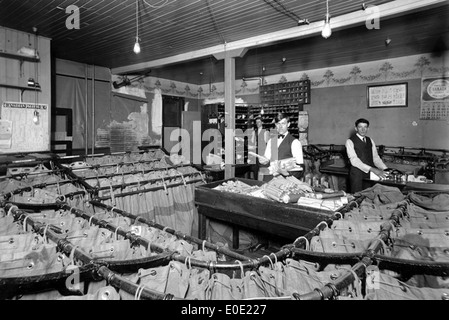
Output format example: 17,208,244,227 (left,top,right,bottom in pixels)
0,51,40,63
0,83,41,92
